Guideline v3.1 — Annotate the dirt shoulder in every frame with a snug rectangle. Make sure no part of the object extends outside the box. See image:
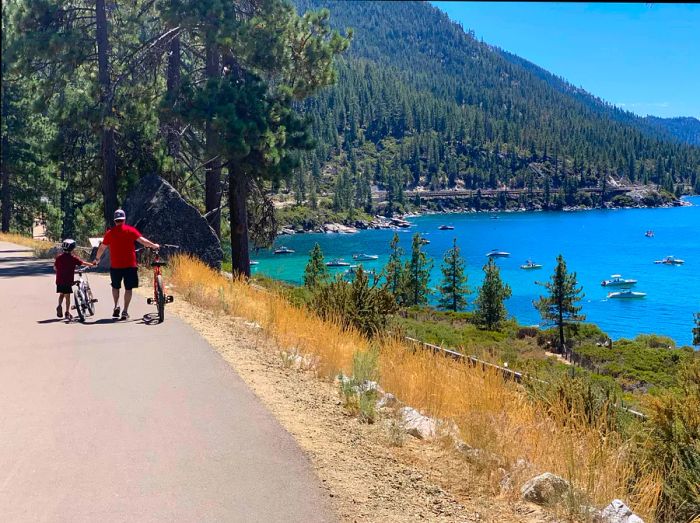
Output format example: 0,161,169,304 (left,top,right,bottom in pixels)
161,293,557,523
